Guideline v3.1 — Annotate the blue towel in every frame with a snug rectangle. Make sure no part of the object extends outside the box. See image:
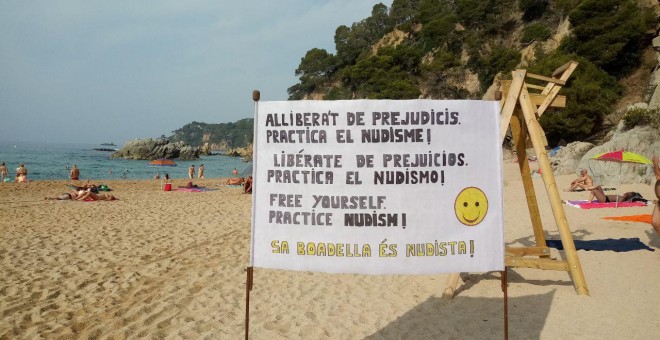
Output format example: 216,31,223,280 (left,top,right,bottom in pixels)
546,238,654,252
